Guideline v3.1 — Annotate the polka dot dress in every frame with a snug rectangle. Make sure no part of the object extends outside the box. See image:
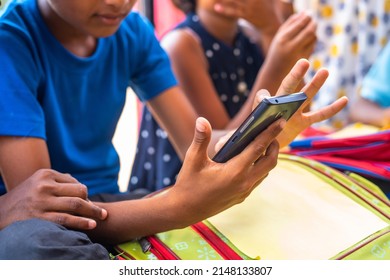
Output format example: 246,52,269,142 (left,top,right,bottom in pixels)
290,0,390,129
129,13,264,192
